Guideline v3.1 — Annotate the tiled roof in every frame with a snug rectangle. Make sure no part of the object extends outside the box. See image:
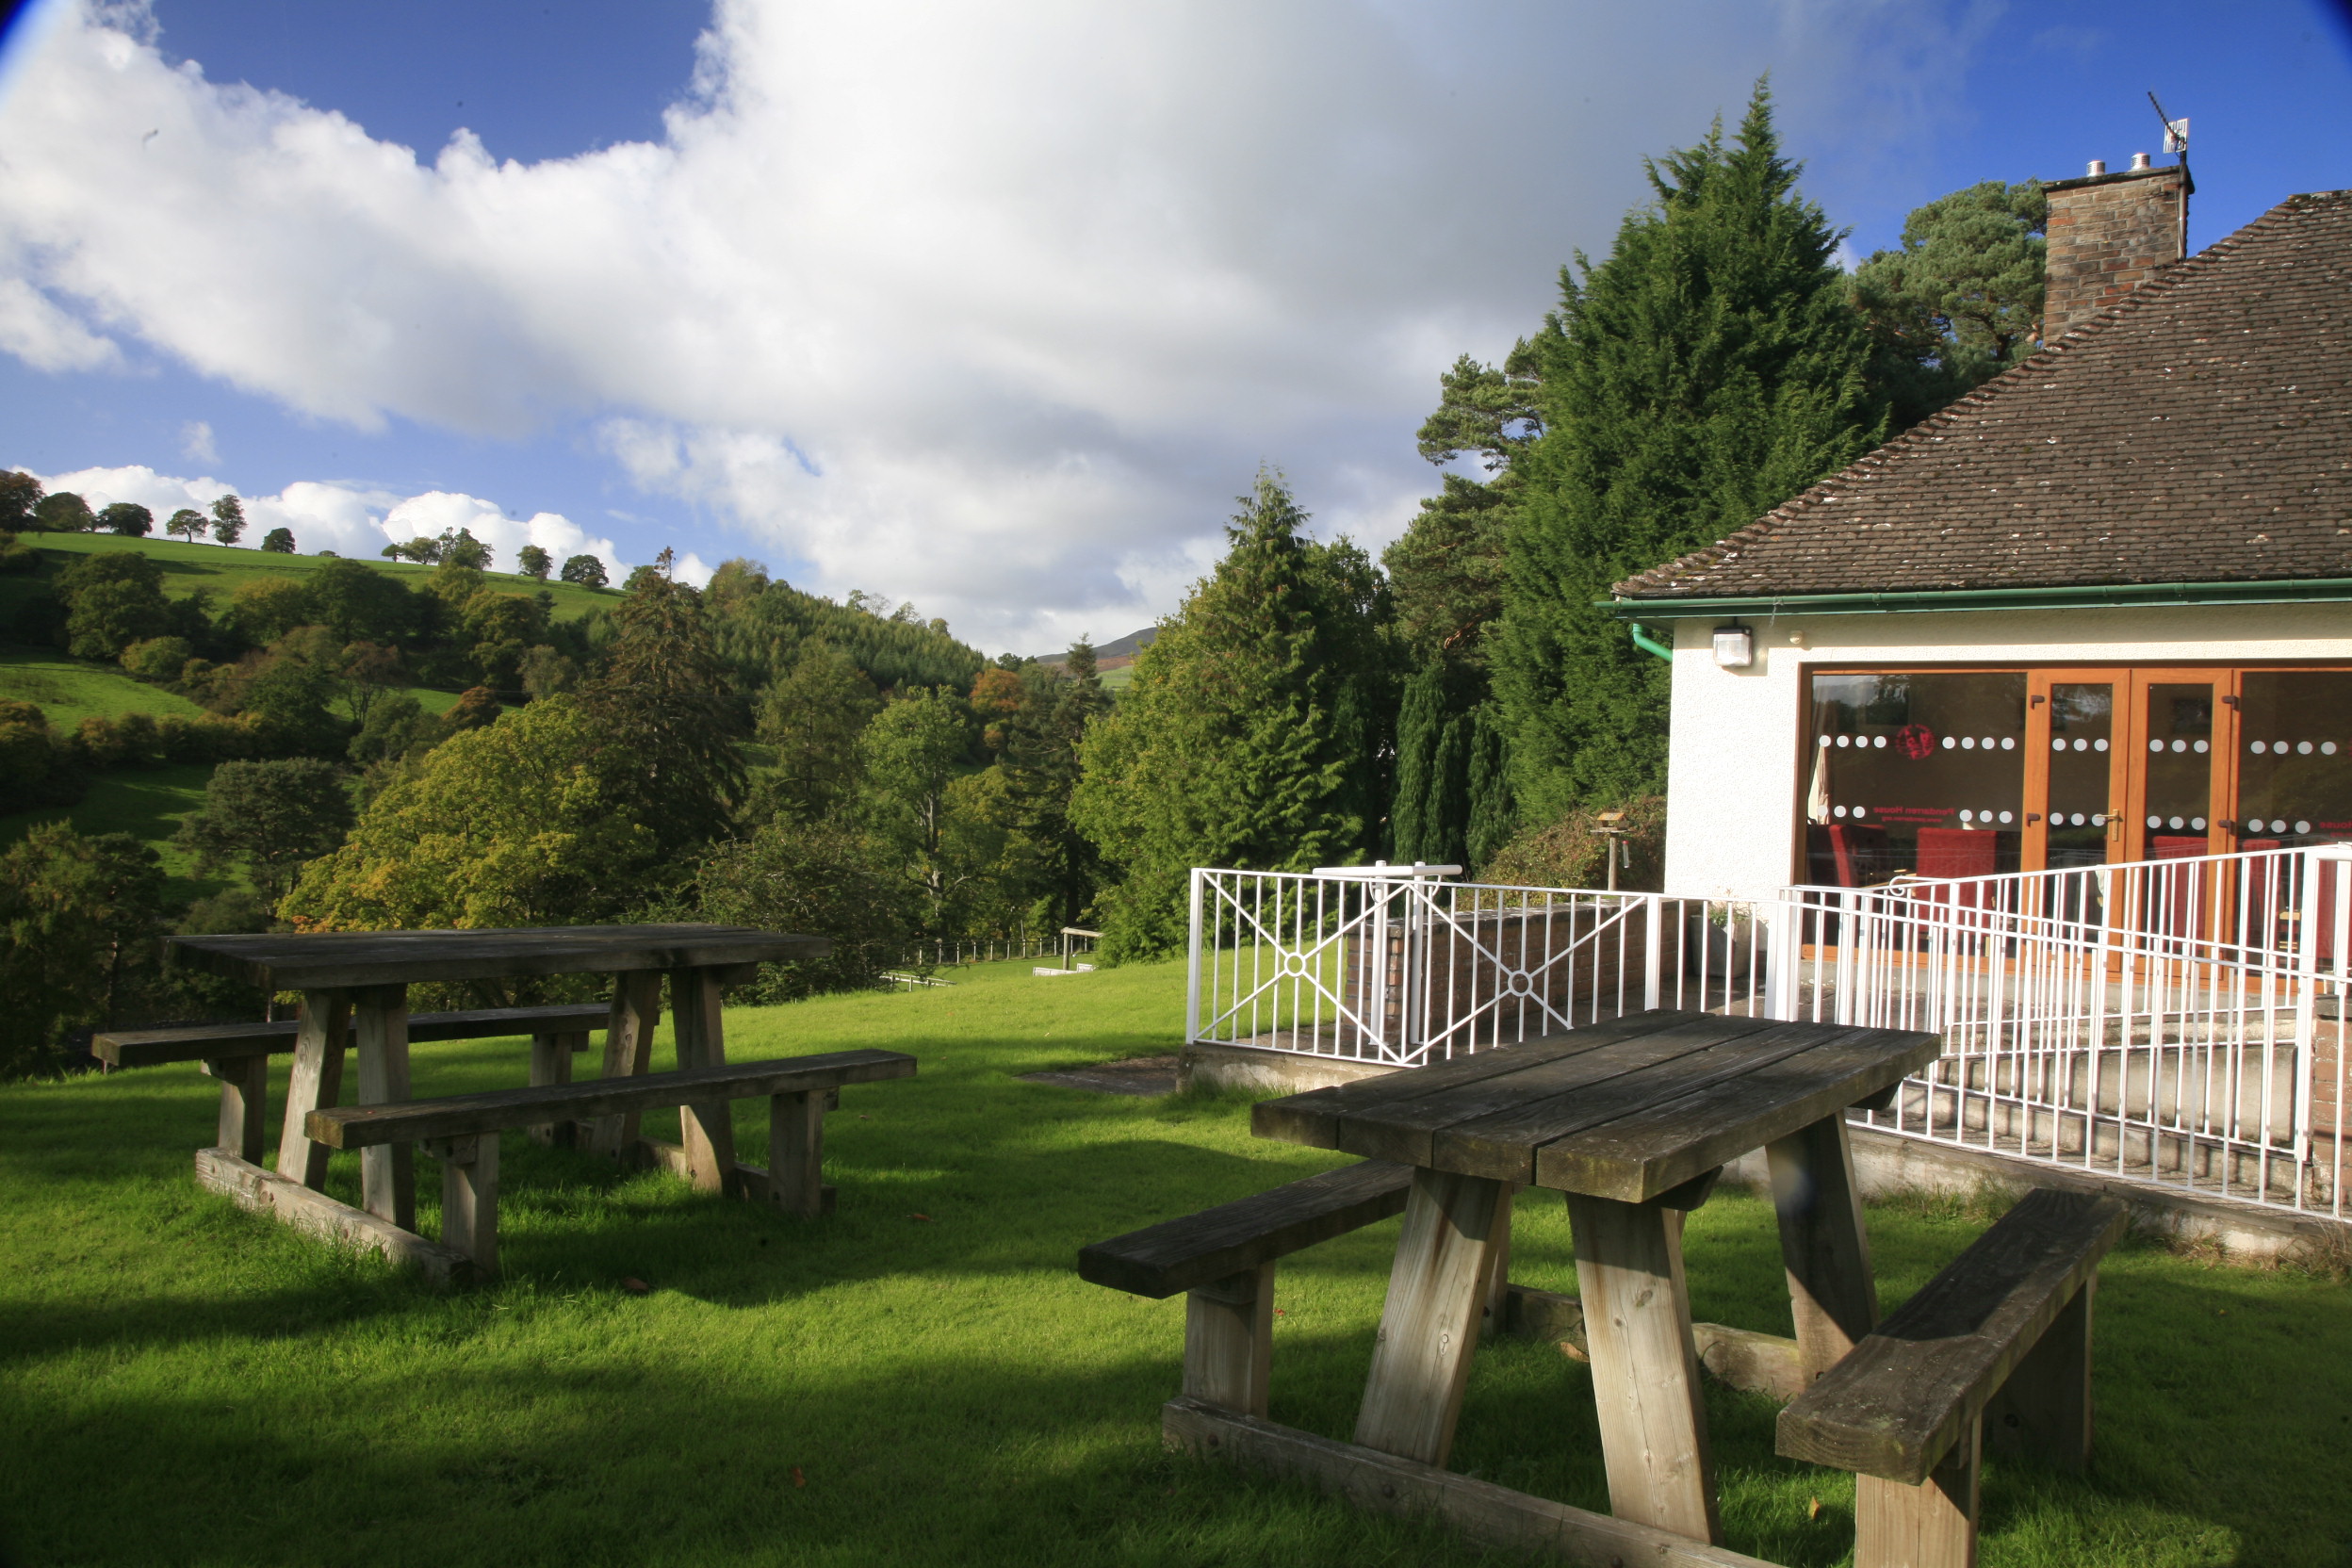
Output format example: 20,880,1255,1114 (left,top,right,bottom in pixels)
1613,189,2352,602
